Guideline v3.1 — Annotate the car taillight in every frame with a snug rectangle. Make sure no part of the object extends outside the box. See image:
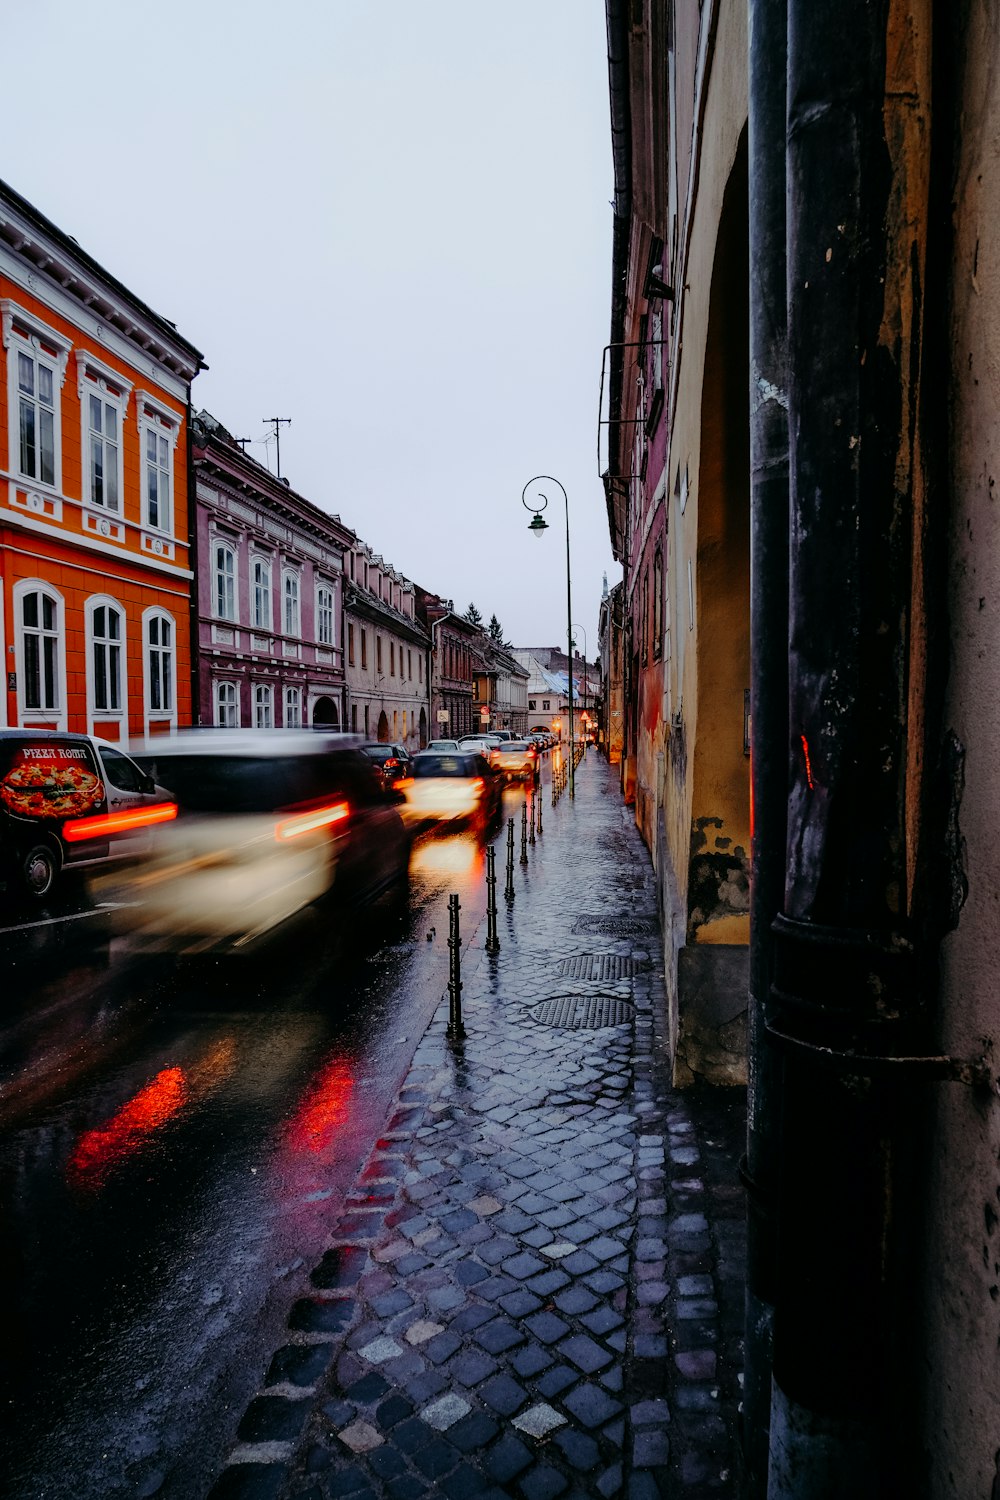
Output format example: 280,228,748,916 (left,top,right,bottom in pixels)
275,801,350,841
384,758,399,769
63,802,178,843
